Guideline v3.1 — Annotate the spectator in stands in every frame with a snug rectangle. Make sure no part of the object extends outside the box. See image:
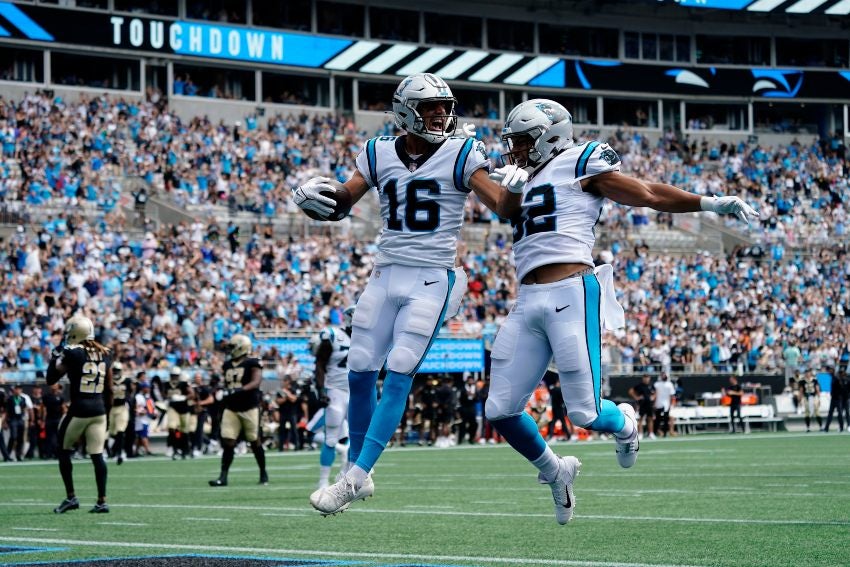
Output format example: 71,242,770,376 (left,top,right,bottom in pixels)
723,375,745,434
